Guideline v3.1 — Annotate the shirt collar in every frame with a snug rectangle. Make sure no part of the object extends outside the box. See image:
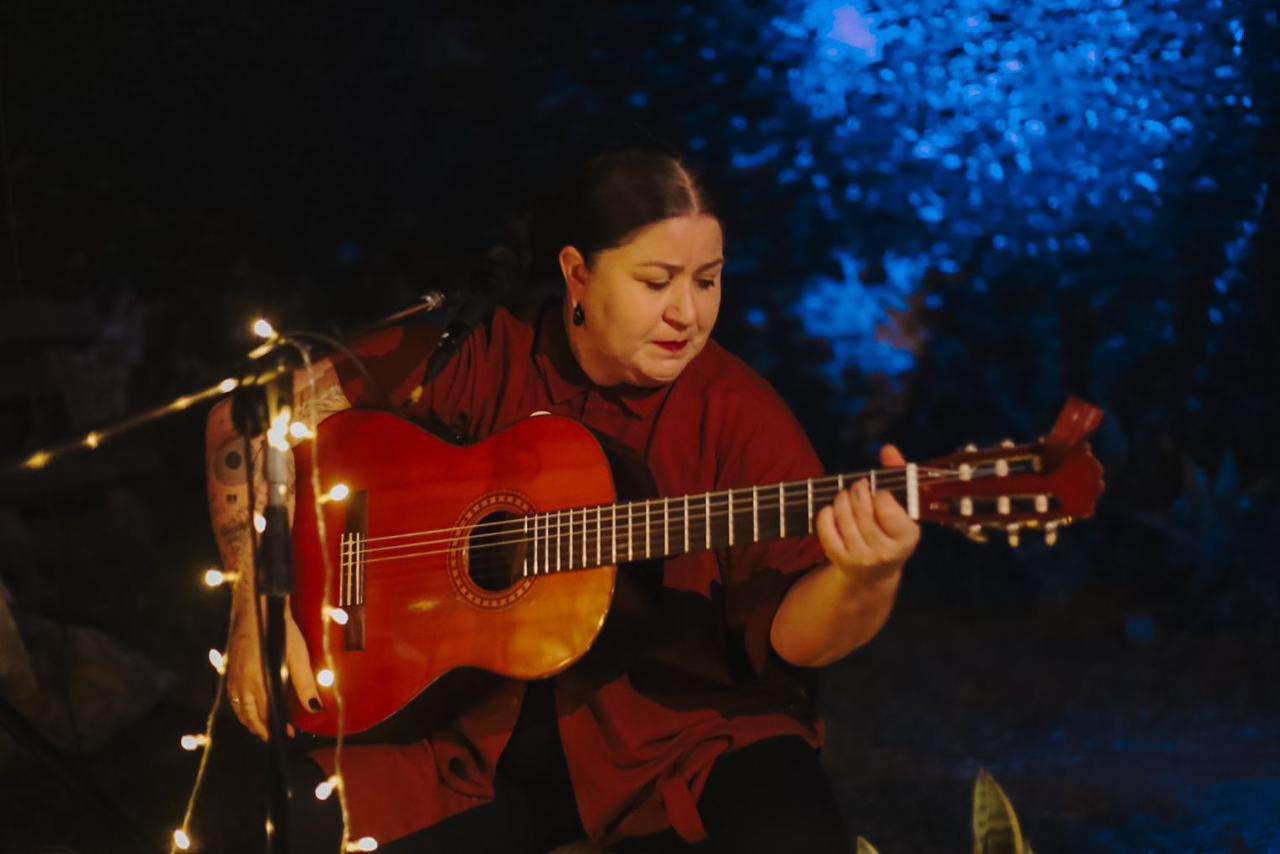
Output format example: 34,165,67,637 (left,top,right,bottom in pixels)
532,300,664,419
